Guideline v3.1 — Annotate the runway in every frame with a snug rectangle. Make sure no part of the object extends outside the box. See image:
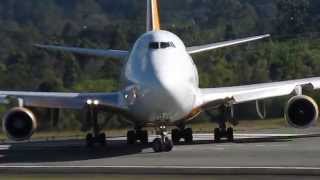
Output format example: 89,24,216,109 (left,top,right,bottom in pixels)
1,128,320,175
